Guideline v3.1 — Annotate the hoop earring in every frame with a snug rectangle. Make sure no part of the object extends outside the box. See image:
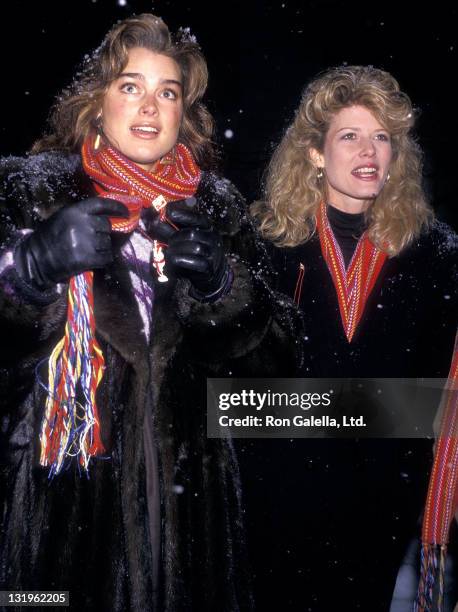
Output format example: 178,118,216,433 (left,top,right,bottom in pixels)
386,172,391,183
